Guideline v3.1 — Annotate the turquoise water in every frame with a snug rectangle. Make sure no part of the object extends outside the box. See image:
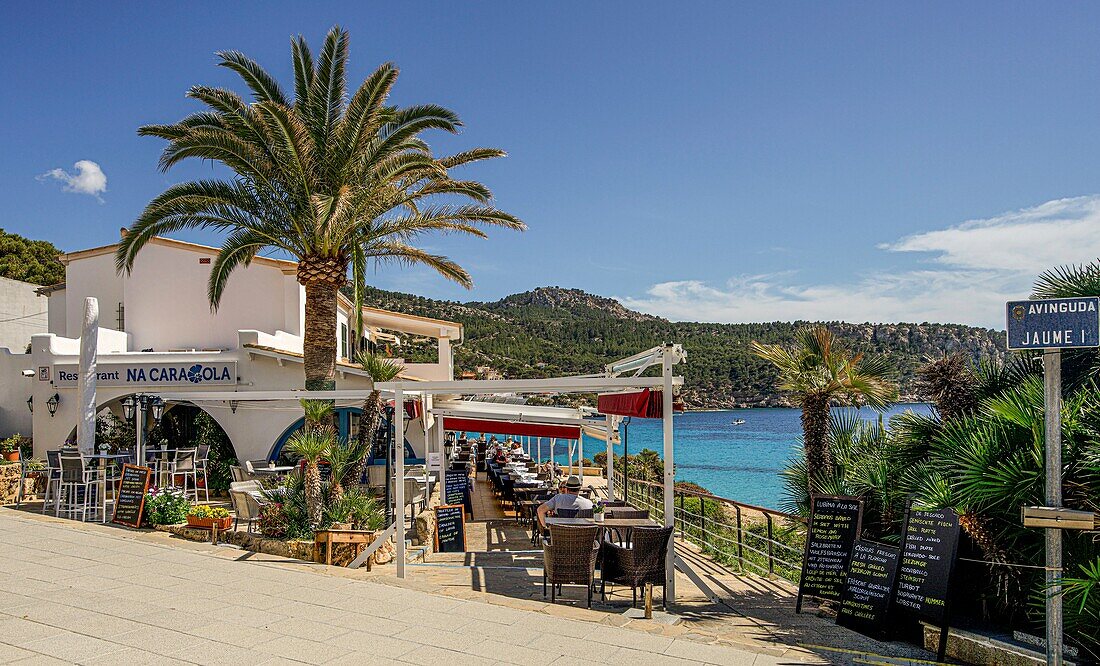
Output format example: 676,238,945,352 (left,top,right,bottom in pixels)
523,404,930,510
